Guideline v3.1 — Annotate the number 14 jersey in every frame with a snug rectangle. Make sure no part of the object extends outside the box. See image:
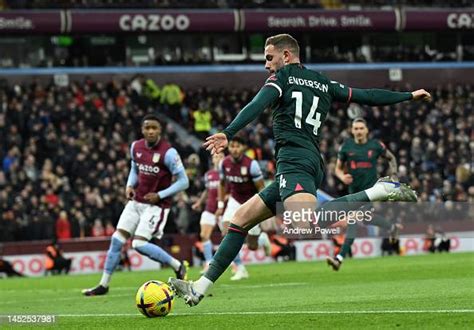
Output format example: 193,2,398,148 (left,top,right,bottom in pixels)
264,63,350,159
